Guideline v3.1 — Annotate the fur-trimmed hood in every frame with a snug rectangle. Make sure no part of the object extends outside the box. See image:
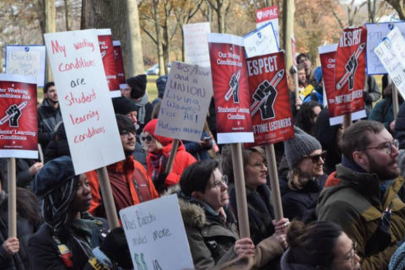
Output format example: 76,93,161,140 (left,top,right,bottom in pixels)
179,198,206,229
